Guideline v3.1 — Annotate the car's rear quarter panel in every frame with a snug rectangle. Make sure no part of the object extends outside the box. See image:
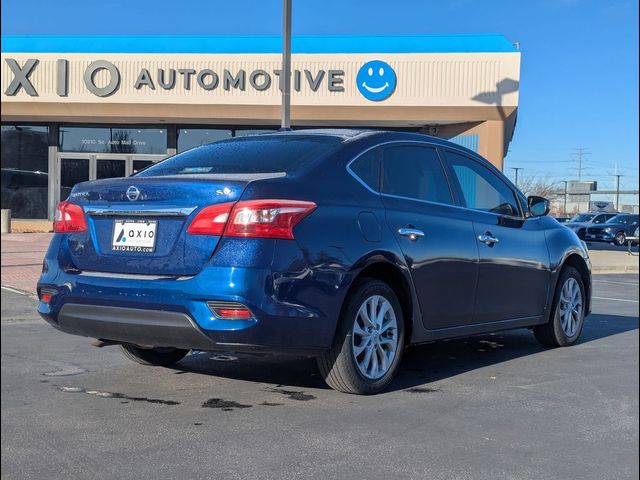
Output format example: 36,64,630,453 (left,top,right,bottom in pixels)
236,140,414,347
